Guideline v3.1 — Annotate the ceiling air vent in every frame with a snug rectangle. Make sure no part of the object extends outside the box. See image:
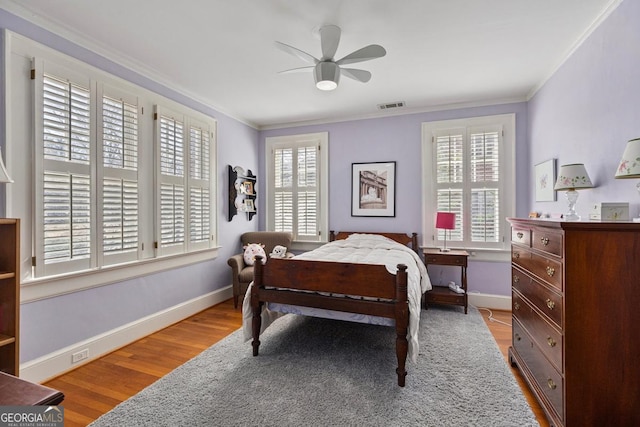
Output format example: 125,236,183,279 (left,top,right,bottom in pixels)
377,101,405,110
